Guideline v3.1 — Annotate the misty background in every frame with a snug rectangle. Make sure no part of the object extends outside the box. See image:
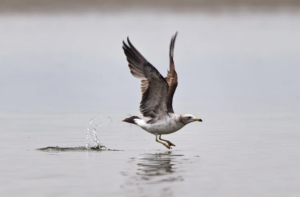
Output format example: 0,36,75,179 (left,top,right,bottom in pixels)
0,3,299,116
